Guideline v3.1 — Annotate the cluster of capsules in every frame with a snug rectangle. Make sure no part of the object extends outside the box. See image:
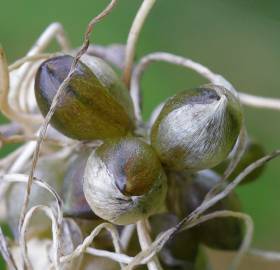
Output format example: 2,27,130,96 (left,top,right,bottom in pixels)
4,51,266,269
